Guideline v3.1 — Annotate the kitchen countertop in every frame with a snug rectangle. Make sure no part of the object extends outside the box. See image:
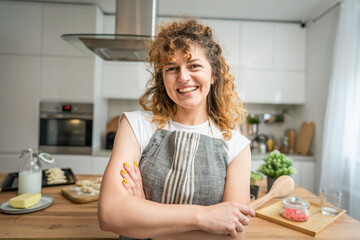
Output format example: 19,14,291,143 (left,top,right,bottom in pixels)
1,174,359,239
